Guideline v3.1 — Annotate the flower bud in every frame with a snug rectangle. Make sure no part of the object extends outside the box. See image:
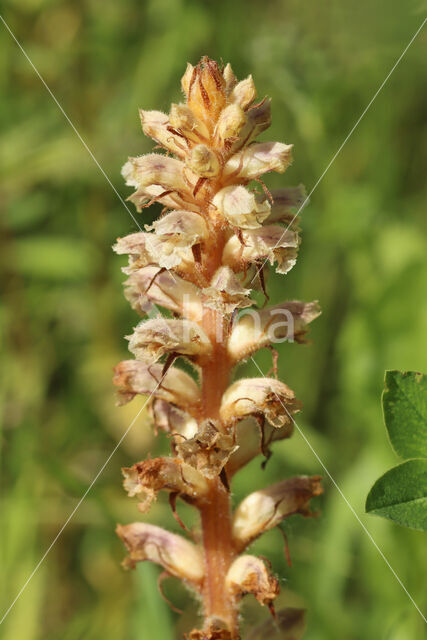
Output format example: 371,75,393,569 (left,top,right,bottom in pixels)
222,225,300,275
128,318,212,364
266,185,307,224
122,457,209,511
224,142,293,181
169,102,210,144
181,63,194,95
176,420,237,479
232,476,323,550
113,360,200,409
187,144,220,177
122,154,187,193
213,185,271,229
215,104,246,145
150,399,198,440
226,555,279,605
223,63,237,93
139,109,187,158
145,210,208,269
187,58,227,126
227,301,321,362
202,266,252,313
229,75,256,109
116,522,204,584
220,378,300,429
